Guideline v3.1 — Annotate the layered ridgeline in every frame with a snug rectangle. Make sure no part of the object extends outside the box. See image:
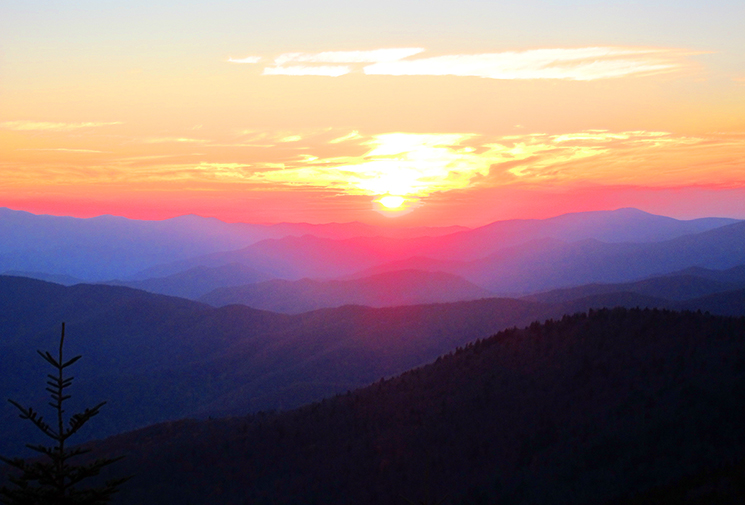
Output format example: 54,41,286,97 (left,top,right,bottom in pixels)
2,207,739,287
78,308,745,505
198,270,493,312
98,210,745,307
0,207,465,281
0,275,552,457
3,273,745,459
131,209,744,292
